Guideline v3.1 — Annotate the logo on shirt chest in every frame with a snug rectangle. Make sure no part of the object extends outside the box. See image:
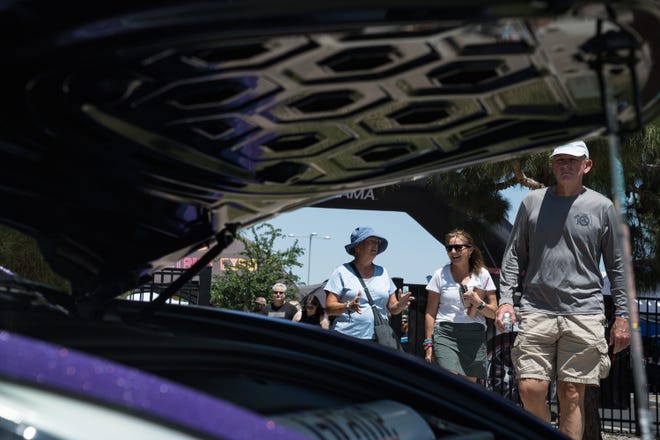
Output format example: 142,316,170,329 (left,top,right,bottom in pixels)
574,213,591,226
